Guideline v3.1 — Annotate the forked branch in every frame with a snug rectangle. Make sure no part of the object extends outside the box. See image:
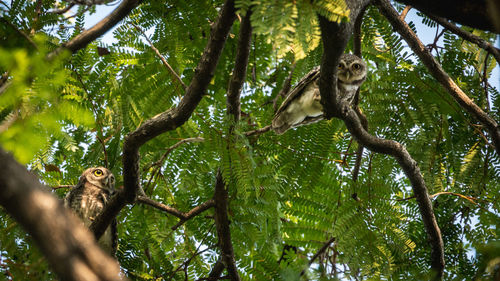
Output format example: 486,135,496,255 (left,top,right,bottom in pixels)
375,0,500,155
90,0,237,241
318,0,444,278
